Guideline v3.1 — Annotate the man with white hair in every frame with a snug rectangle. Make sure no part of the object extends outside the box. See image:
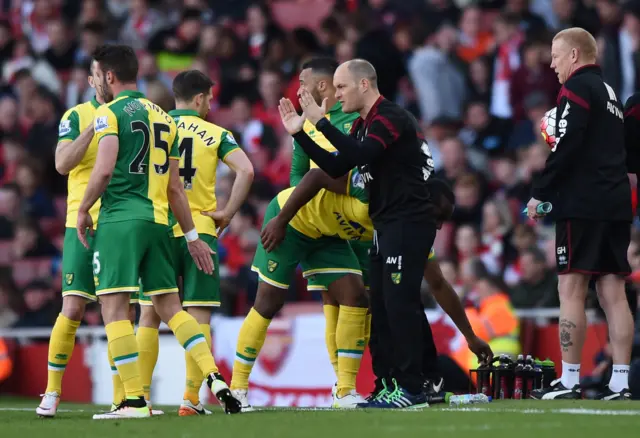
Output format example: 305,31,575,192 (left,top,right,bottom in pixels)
528,27,633,400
